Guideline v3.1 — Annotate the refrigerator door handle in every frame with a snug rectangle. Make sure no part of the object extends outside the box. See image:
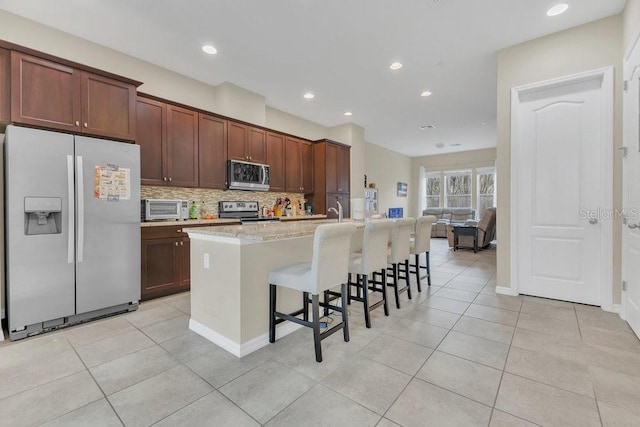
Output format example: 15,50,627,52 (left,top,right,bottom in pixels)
76,155,84,263
67,155,75,264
